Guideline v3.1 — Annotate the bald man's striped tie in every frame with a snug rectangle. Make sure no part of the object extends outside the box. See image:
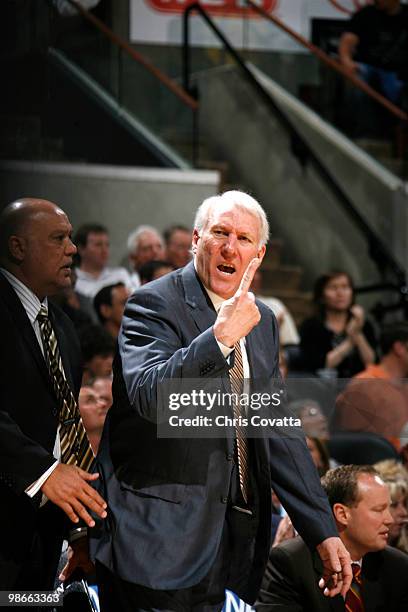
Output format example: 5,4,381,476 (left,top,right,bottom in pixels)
37,305,94,471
